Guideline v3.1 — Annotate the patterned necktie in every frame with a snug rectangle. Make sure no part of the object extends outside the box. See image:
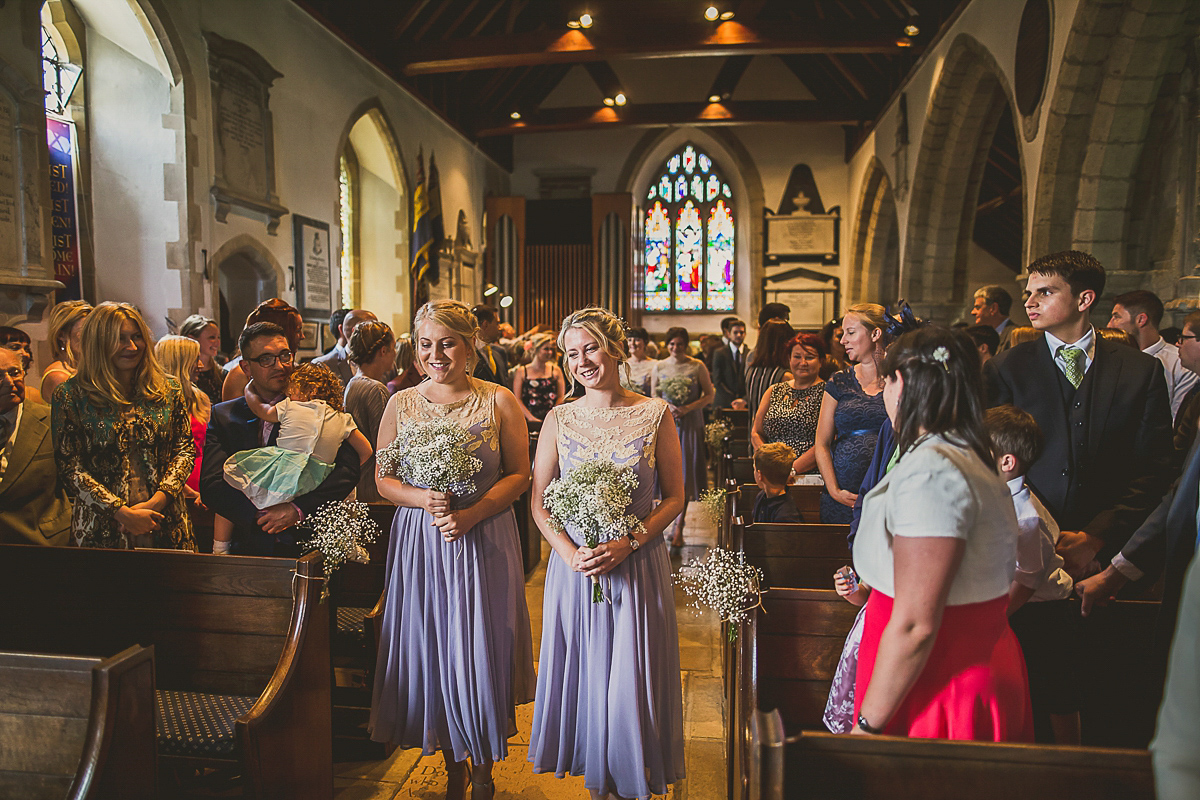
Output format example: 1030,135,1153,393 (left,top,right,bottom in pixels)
1059,345,1085,389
